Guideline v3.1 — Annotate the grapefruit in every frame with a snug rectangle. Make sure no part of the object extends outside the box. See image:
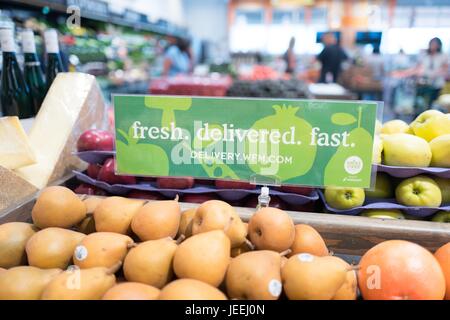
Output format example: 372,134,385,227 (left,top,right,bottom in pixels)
434,242,450,300
358,240,446,300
